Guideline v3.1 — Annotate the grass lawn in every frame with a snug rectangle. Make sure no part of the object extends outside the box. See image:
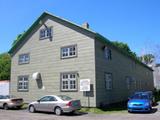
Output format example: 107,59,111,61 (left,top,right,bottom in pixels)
79,102,128,114
79,107,127,114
